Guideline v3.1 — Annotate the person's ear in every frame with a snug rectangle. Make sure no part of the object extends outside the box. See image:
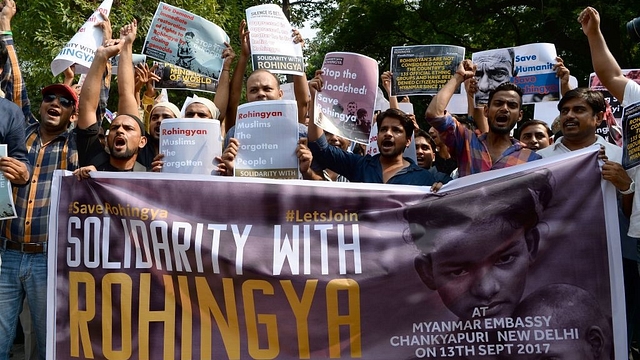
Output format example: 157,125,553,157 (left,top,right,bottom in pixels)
138,134,147,149
278,89,283,98
414,253,436,290
483,105,489,118
595,111,604,126
524,225,546,261
586,325,605,358
518,109,523,121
